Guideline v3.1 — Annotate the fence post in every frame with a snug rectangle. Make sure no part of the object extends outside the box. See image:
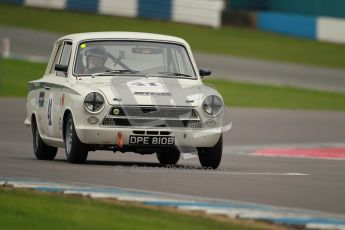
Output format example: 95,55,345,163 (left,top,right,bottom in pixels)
1,38,10,58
